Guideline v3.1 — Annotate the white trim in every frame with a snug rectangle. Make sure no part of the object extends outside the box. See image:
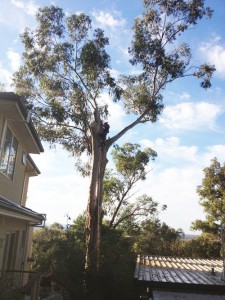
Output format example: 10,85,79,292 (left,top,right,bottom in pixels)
0,120,19,180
